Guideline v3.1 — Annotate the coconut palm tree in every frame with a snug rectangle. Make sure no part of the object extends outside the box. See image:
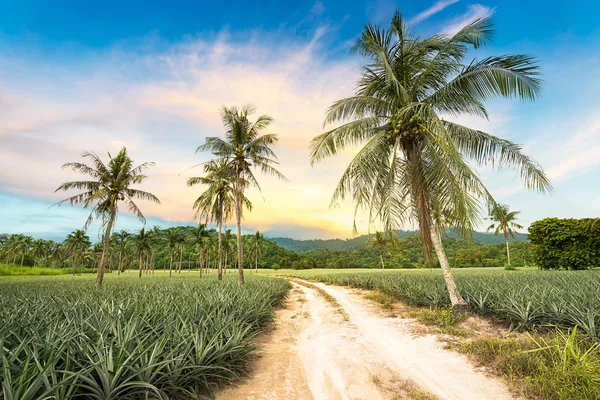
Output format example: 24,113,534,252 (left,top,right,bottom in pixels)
64,230,91,274
134,228,152,278
247,231,267,273
55,147,160,286
487,204,523,267
30,239,49,266
164,228,183,277
188,160,243,280
112,230,130,274
309,11,551,311
367,231,391,271
190,224,210,277
13,234,33,266
197,106,287,284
